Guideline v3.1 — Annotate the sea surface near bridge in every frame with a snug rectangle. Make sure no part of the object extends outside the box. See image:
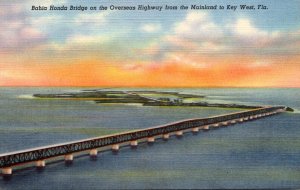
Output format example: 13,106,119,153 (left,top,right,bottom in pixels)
0,87,299,189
